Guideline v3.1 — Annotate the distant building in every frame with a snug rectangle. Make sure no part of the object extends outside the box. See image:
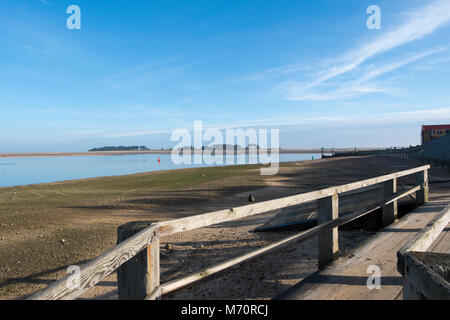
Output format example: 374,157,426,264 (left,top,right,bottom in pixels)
421,124,450,144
